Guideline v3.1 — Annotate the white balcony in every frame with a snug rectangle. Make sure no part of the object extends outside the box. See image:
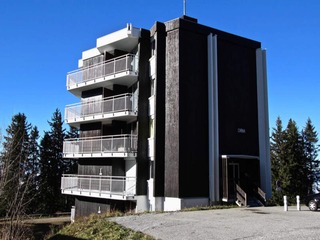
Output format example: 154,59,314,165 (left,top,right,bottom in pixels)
65,93,137,127
149,56,156,77
61,174,136,200
67,54,139,97
148,138,154,159
149,95,154,116
63,134,137,158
